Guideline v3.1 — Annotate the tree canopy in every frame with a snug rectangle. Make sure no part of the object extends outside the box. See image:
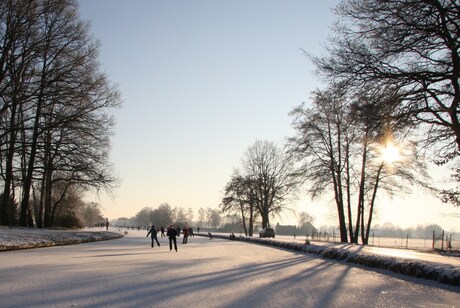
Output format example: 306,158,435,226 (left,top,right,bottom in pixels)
0,0,121,227
313,0,460,161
